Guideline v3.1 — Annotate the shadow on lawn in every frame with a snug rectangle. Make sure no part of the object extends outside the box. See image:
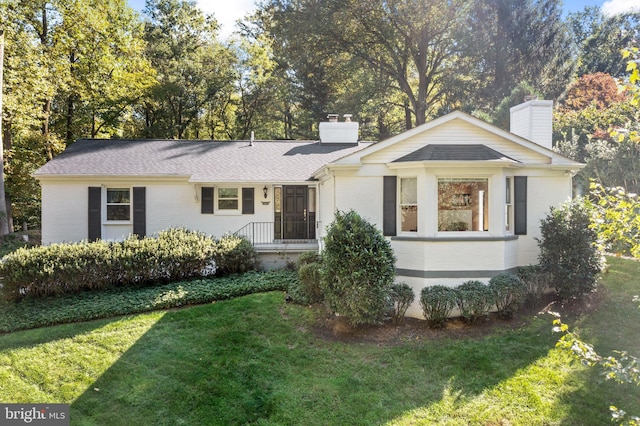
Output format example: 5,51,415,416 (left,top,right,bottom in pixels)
70,292,559,425
0,316,125,352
